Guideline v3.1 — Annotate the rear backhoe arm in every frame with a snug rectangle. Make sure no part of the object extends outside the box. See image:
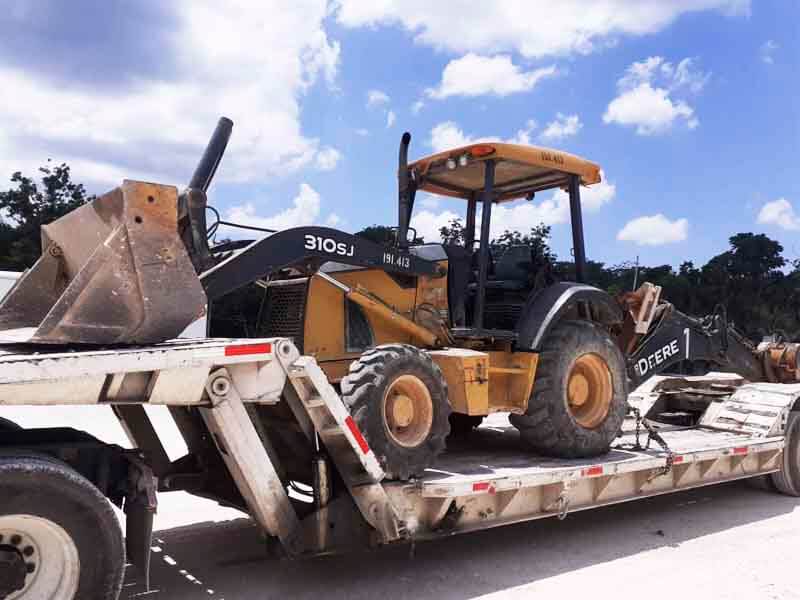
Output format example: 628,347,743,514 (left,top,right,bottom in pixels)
622,283,800,386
